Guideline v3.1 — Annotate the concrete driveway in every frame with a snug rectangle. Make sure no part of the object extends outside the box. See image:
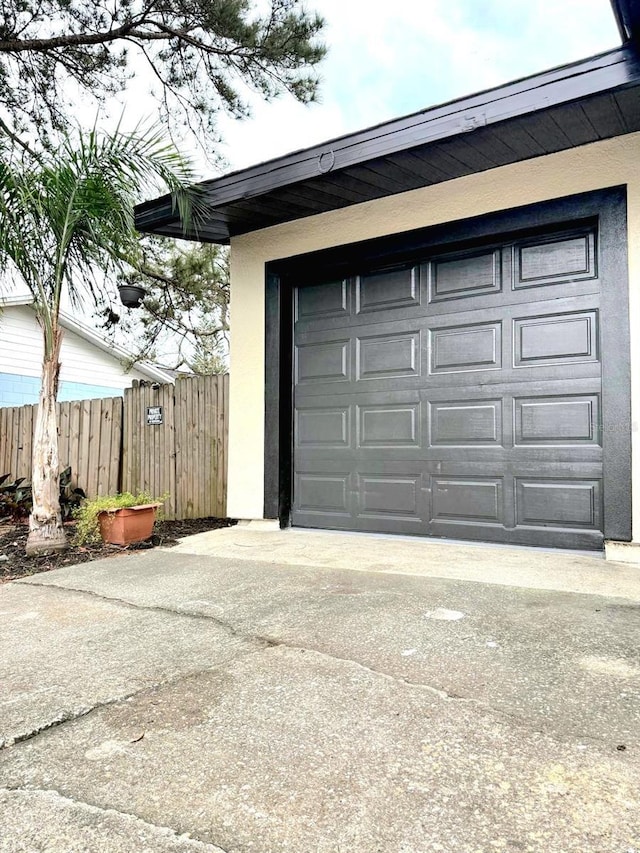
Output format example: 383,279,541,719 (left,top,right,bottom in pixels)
1,527,639,853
